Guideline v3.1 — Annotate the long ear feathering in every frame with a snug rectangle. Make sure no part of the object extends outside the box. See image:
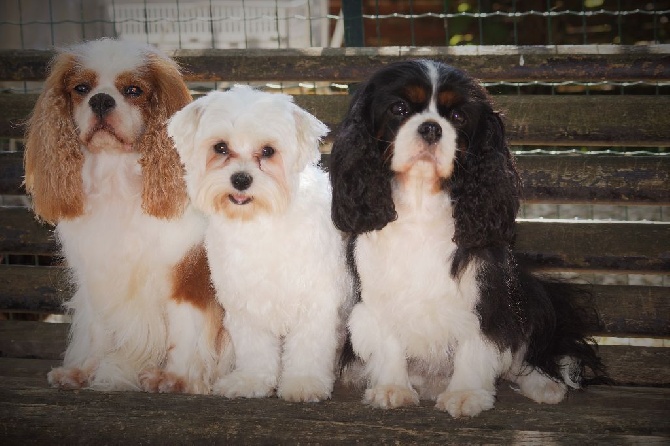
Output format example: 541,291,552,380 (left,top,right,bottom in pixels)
449,104,521,276
24,53,85,224
329,84,397,234
137,52,193,219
